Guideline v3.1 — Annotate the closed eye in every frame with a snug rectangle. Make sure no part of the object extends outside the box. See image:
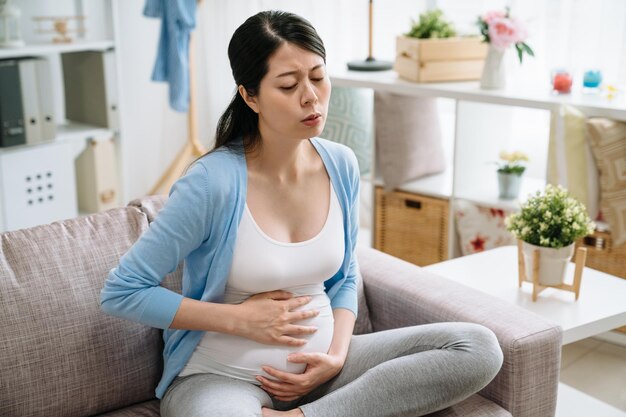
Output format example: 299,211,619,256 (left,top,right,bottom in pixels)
311,78,324,82
280,84,297,90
